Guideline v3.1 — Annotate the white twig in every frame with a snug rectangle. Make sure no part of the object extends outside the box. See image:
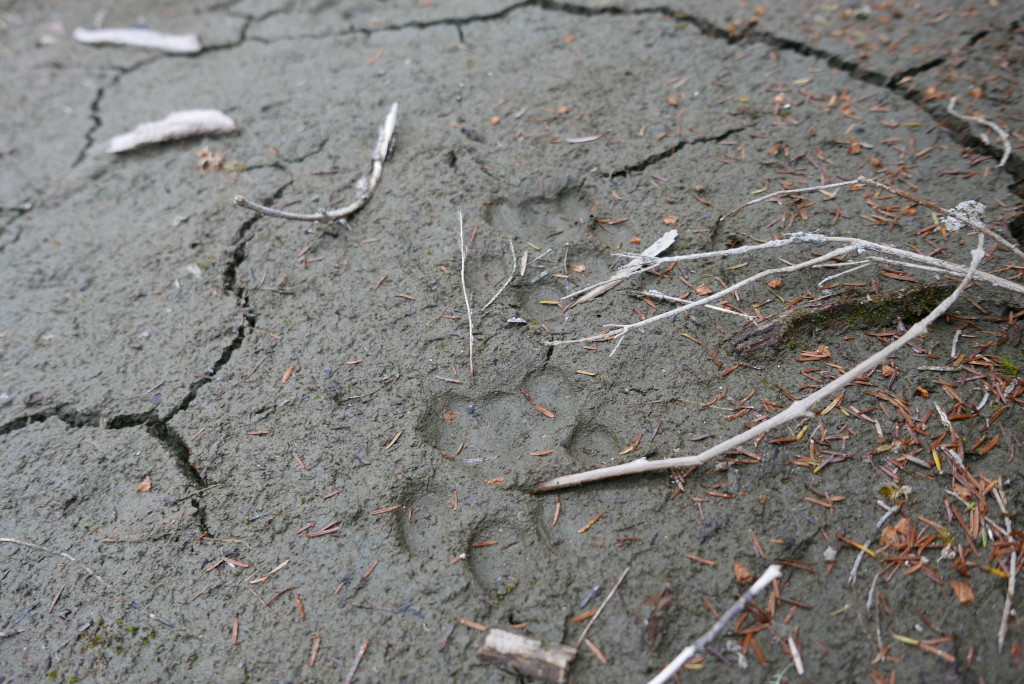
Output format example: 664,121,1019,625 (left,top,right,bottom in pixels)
847,501,899,586
718,175,1024,261
565,229,677,306
641,291,756,321
107,110,236,153
546,244,862,348
636,234,1021,295
481,239,518,312
534,232,985,491
73,26,201,54
718,178,863,222
549,230,1023,350
816,261,872,288
234,103,397,223
948,96,1012,167
647,565,782,684
994,485,1017,651
575,566,629,648
2,538,109,588
459,212,474,377
788,632,805,676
